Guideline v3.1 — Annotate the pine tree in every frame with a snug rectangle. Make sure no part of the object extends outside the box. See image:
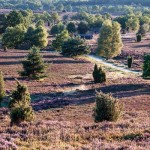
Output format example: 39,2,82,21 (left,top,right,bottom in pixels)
20,47,47,79
0,71,5,106
52,30,70,51
97,20,123,59
9,80,34,124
